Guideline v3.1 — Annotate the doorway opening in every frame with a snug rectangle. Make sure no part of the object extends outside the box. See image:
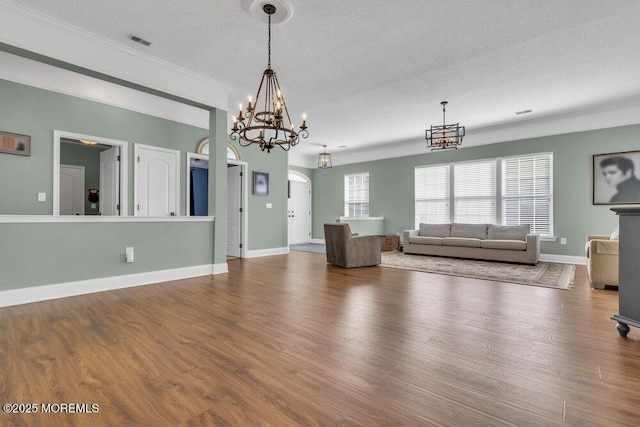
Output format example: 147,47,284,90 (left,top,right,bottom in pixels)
185,151,248,258
53,130,128,216
288,170,312,245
